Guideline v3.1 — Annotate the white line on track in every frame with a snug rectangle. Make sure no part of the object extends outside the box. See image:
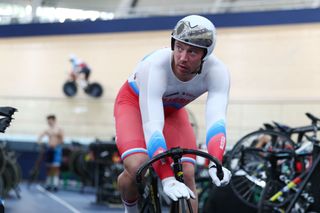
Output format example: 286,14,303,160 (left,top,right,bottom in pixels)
36,185,81,213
